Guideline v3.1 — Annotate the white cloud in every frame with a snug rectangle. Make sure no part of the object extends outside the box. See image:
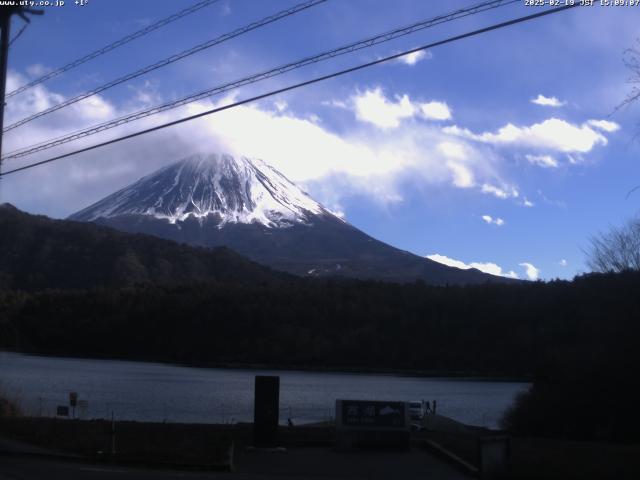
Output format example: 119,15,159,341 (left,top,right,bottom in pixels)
531,94,566,107
420,101,452,120
481,183,518,199
327,208,346,219
559,259,568,267
187,96,408,183
523,198,535,208
432,258,536,280
0,75,513,218
127,80,162,108
427,254,518,279
437,142,475,188
446,161,474,188
587,119,620,132
481,215,505,226
74,96,117,121
519,262,540,280
427,254,470,270
350,88,452,129
398,50,431,66
438,141,466,160
471,262,518,279
323,99,348,109
274,100,287,112
352,88,415,129
525,154,558,168
444,118,611,153
5,71,114,125
566,154,581,164
26,64,50,77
